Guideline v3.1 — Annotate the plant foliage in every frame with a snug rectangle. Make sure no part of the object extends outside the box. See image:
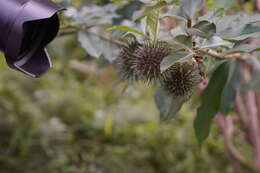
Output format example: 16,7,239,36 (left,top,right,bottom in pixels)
62,0,260,144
